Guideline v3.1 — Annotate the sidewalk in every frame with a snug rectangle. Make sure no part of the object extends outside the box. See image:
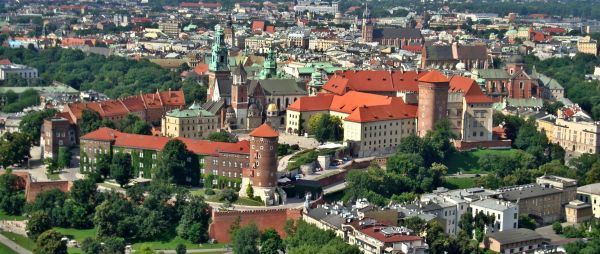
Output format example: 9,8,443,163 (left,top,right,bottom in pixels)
0,233,32,254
